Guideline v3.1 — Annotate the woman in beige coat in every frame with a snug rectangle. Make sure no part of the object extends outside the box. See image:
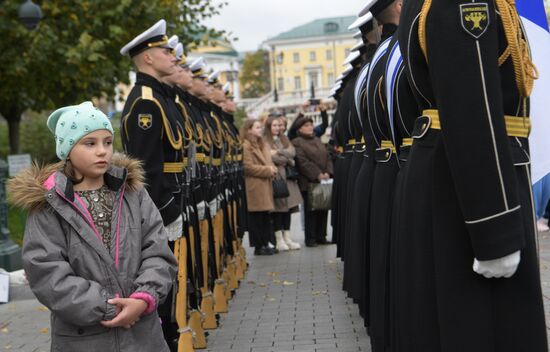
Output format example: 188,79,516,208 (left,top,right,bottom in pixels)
264,114,303,250
241,119,278,255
